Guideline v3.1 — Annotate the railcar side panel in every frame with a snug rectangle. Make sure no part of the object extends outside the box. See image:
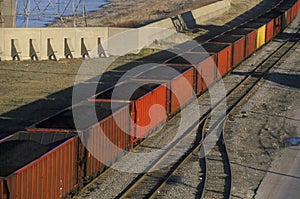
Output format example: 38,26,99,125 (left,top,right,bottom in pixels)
232,36,246,67
1,134,77,199
196,54,217,93
169,69,194,114
85,105,131,178
135,85,167,139
216,45,232,77
256,25,267,49
245,30,257,57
